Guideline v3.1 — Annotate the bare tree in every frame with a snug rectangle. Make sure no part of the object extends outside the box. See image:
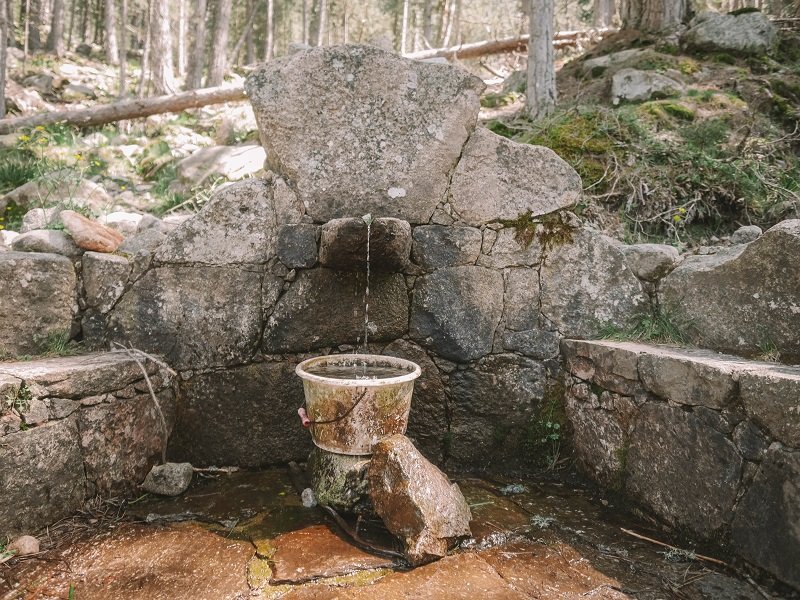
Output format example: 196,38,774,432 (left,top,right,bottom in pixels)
0,0,7,118
620,0,687,31
593,0,614,27
400,0,410,53
148,0,176,94
45,0,65,55
177,0,187,76
105,0,119,64
526,0,556,119
207,0,232,86
186,0,208,89
265,0,274,60
118,0,127,96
